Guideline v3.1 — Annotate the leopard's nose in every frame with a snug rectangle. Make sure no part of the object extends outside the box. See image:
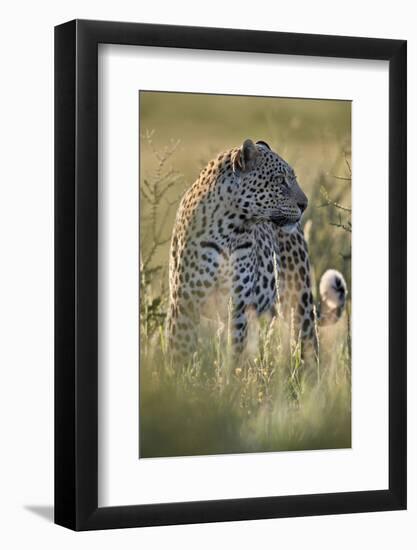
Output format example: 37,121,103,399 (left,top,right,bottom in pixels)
298,199,308,213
